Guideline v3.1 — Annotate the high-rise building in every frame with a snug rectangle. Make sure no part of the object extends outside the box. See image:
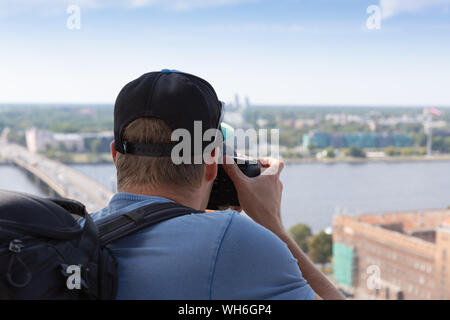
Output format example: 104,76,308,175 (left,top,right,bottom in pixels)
244,96,250,109
234,93,241,110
